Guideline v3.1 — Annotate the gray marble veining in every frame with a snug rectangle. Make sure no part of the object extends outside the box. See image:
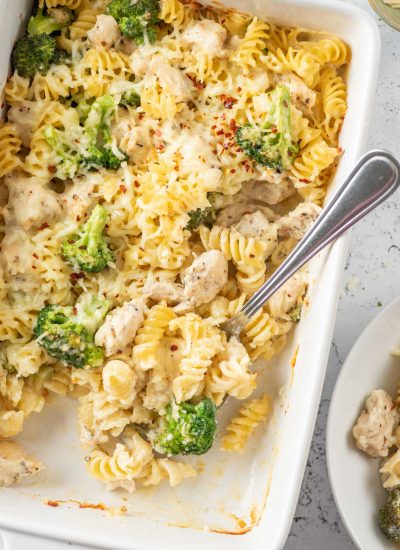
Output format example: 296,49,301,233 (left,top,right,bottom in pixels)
286,2,400,547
